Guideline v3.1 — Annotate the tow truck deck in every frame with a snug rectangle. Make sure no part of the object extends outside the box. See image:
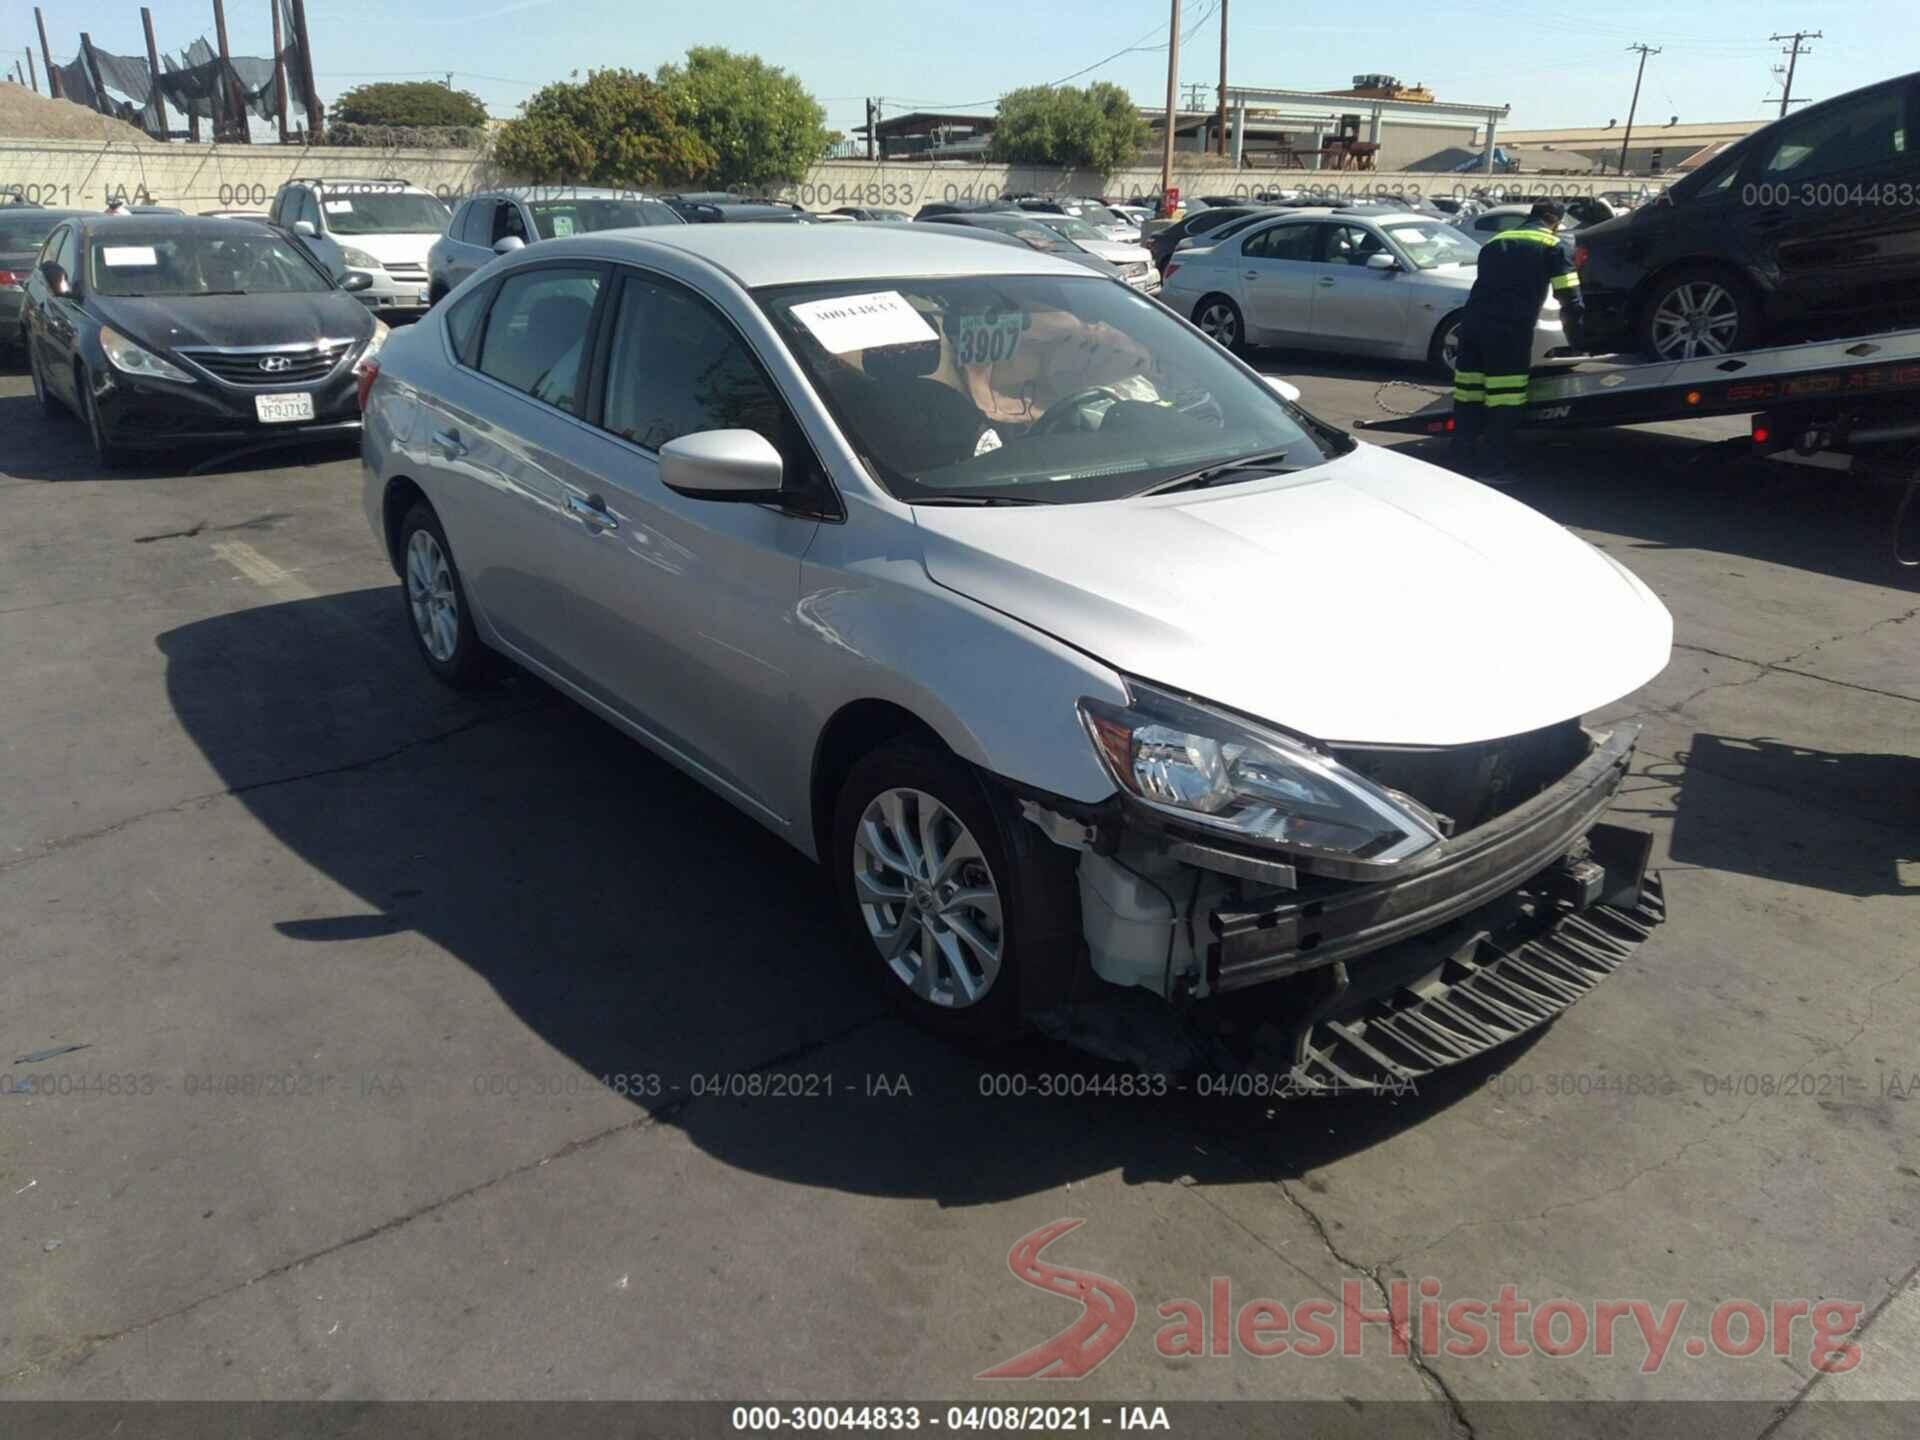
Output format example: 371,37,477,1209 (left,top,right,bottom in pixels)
1354,328,1920,457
